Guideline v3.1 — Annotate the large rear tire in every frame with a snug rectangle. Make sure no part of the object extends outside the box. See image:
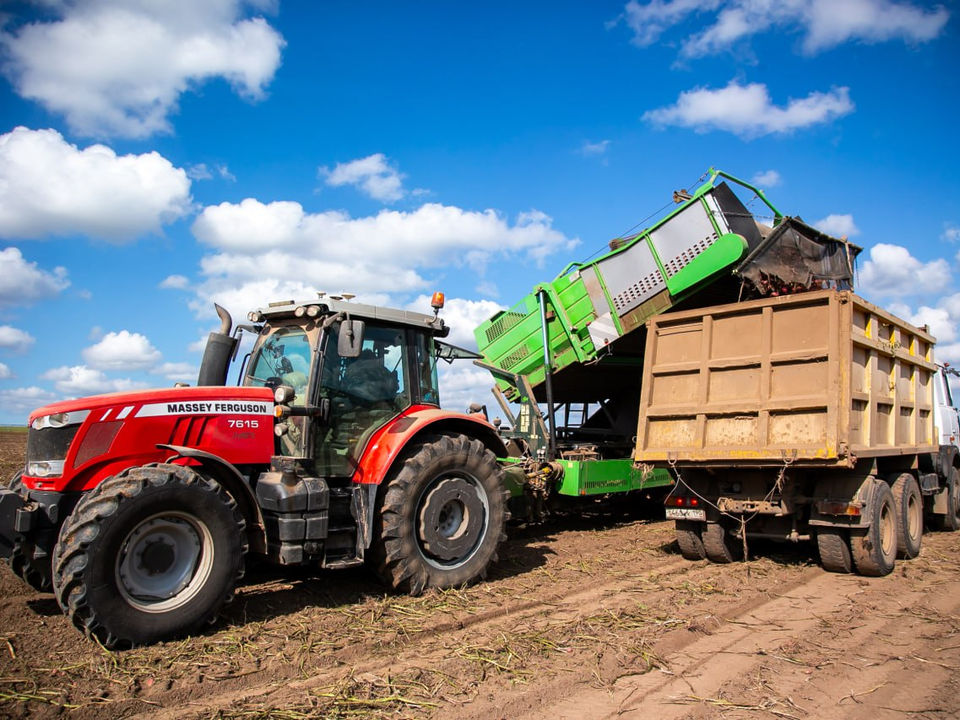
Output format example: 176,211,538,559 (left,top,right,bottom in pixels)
52,464,246,648
675,520,706,560
702,520,743,563
7,472,53,592
850,479,896,577
931,467,960,532
817,527,853,573
890,473,922,558
370,434,509,595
